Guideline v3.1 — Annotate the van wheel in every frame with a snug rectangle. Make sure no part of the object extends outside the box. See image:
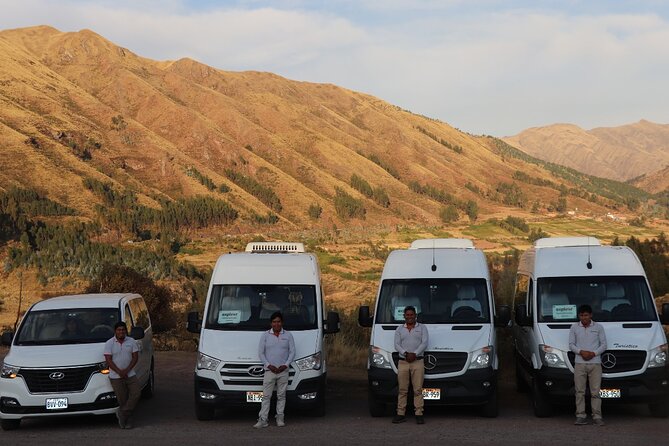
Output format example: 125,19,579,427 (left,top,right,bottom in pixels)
649,400,669,418
532,379,552,417
368,391,386,417
480,390,499,418
1,419,21,431
141,361,155,399
195,401,215,421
